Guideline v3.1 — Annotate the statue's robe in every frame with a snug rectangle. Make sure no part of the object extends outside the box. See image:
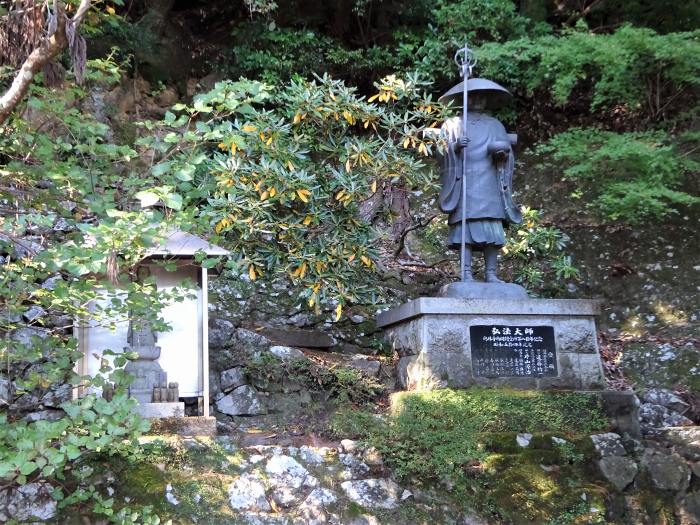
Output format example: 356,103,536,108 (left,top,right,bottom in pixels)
438,112,521,249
